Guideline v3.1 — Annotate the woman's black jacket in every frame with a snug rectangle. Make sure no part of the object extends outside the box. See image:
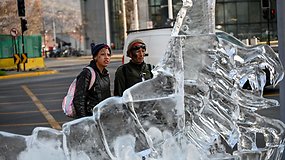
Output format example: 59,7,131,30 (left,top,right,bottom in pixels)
73,60,111,118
